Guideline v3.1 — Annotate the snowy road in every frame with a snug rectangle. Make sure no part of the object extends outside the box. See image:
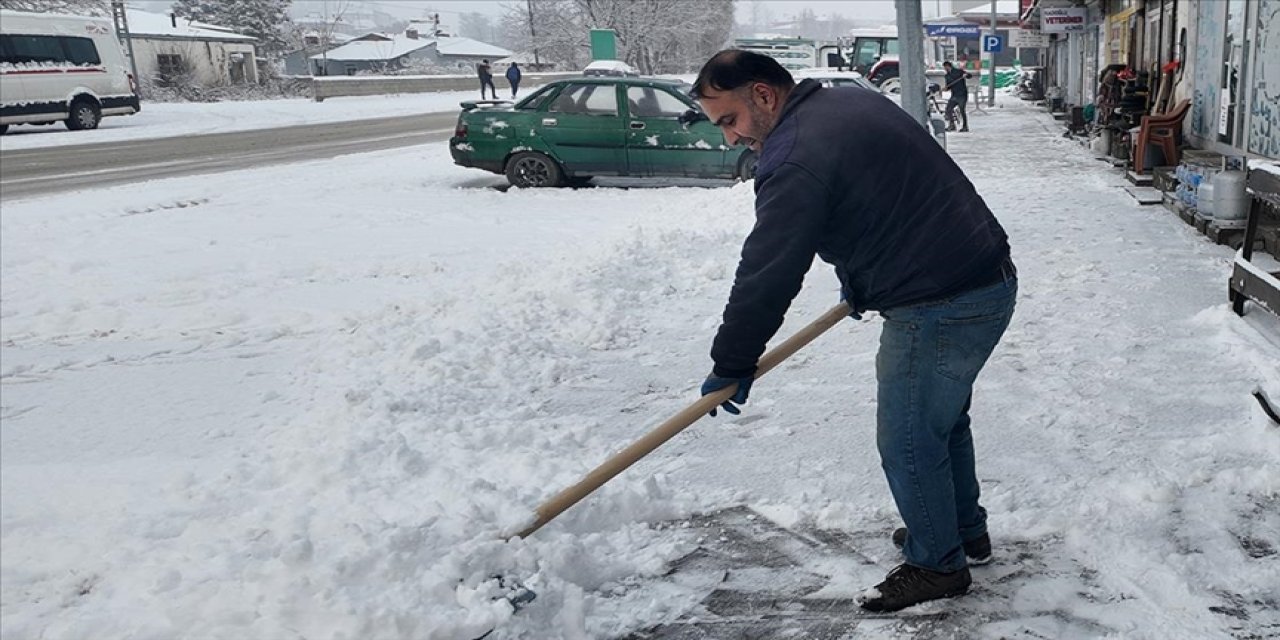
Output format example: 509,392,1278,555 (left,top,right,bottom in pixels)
1,98,1277,639
0,112,458,201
